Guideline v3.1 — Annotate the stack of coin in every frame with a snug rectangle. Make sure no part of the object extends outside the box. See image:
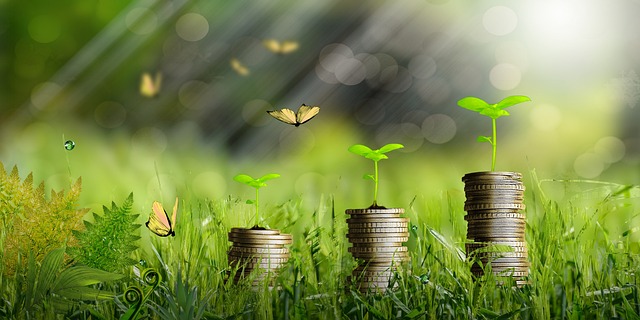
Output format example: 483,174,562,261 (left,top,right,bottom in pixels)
227,227,292,285
462,172,529,285
346,208,410,293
